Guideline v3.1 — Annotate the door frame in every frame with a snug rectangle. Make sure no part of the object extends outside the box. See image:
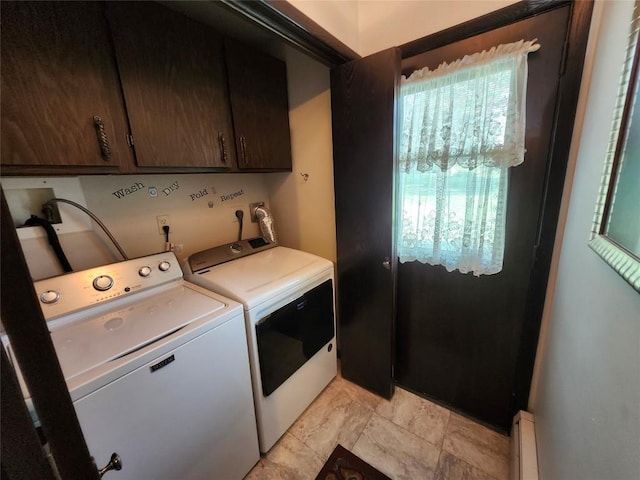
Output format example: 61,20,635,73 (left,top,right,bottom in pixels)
397,0,594,416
